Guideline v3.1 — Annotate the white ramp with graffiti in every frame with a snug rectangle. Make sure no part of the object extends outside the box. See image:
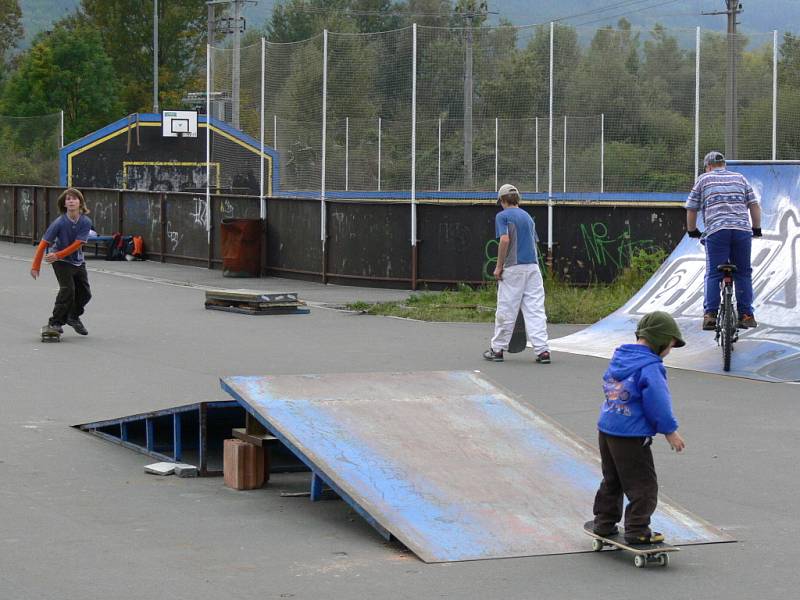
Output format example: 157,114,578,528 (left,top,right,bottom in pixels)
552,161,800,382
